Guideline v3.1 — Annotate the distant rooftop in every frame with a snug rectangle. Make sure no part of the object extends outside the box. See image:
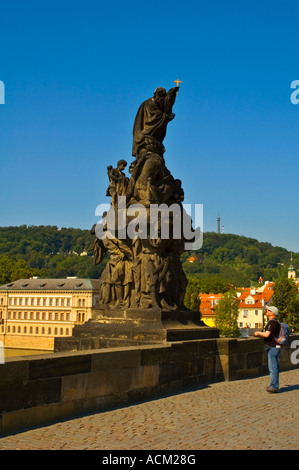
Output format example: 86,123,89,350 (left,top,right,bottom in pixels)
0,277,101,291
